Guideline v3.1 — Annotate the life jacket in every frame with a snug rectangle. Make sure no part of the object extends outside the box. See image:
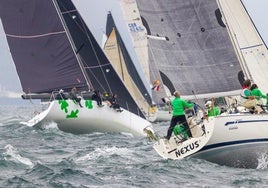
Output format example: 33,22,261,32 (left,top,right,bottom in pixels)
240,88,250,103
